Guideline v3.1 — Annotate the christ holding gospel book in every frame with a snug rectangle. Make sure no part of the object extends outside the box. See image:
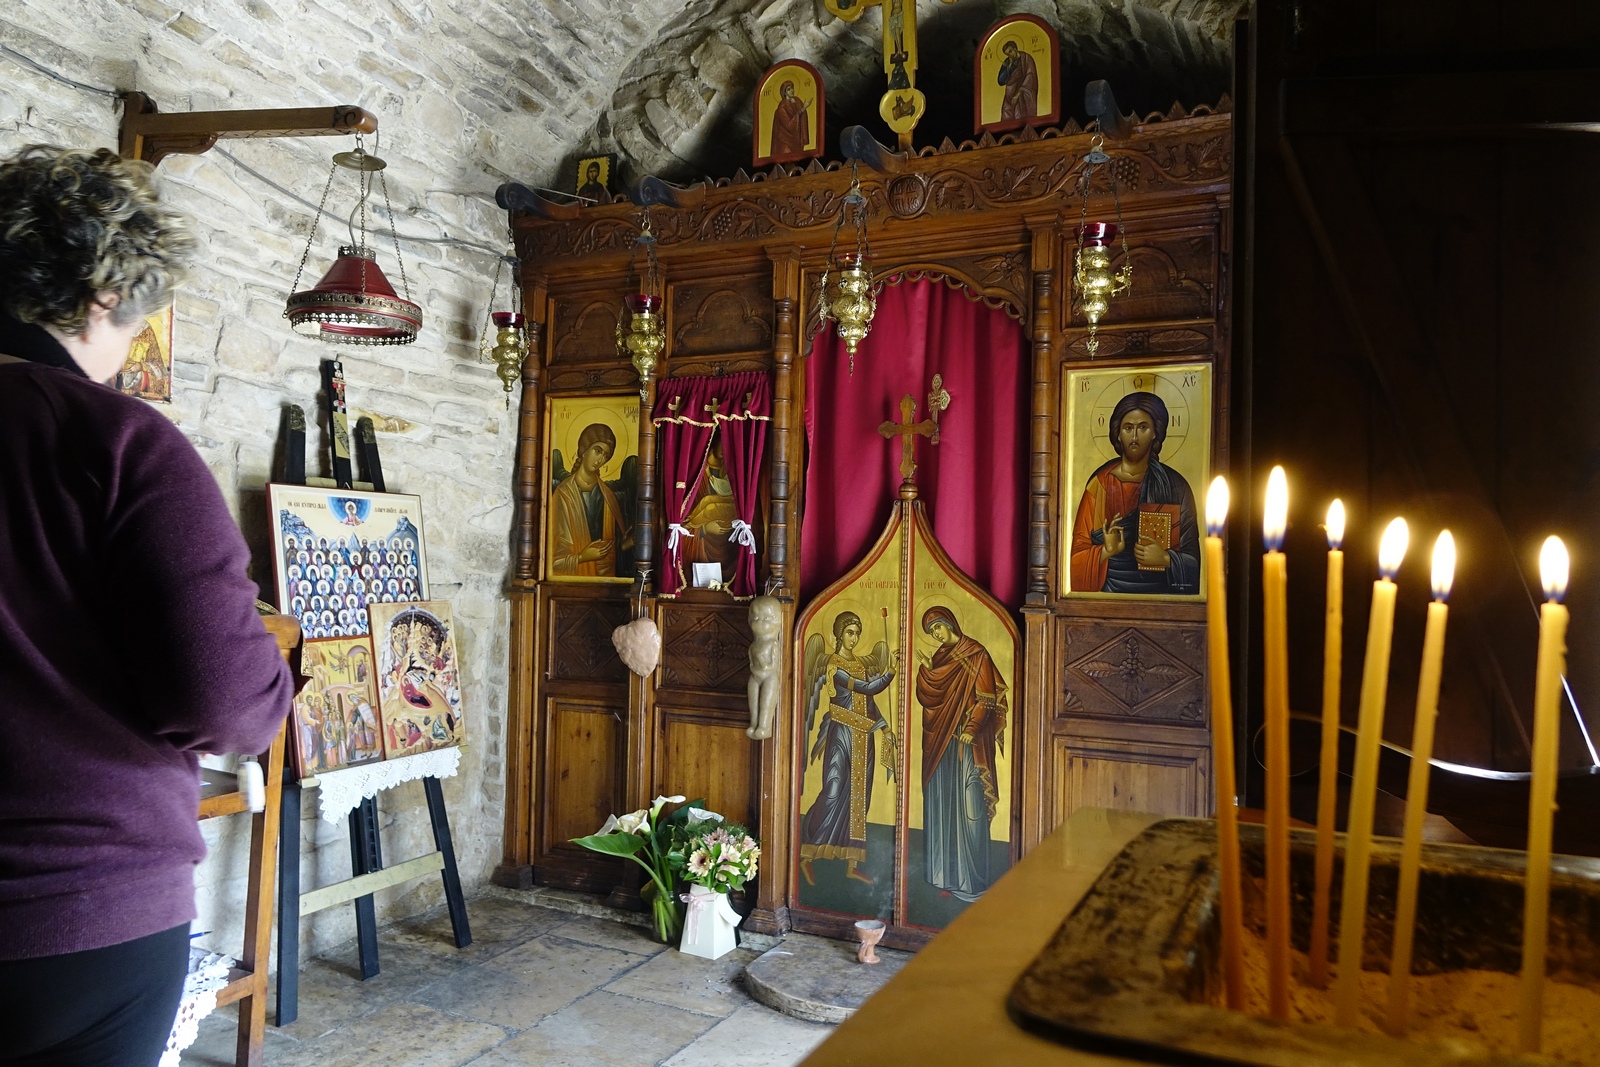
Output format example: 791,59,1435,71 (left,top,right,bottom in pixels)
1069,391,1200,595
